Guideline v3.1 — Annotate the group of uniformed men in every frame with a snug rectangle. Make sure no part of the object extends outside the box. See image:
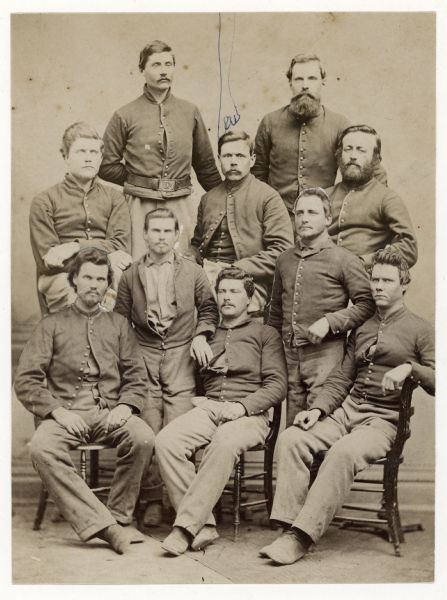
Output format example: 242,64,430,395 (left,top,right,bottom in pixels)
15,40,434,565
